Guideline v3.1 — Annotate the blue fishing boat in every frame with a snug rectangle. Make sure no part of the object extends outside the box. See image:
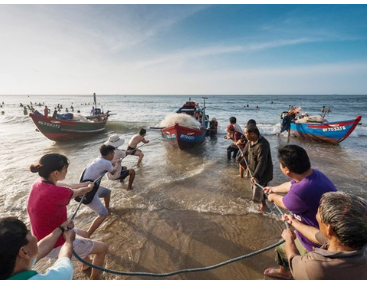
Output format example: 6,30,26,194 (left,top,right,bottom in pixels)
290,115,361,144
